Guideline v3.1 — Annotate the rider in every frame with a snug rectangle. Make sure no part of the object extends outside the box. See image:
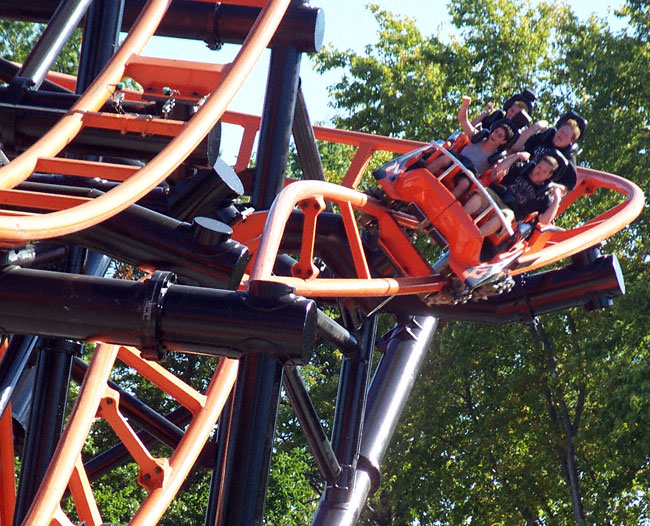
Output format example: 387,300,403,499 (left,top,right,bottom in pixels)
463,151,566,237
425,96,518,198
510,110,587,192
471,88,536,132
